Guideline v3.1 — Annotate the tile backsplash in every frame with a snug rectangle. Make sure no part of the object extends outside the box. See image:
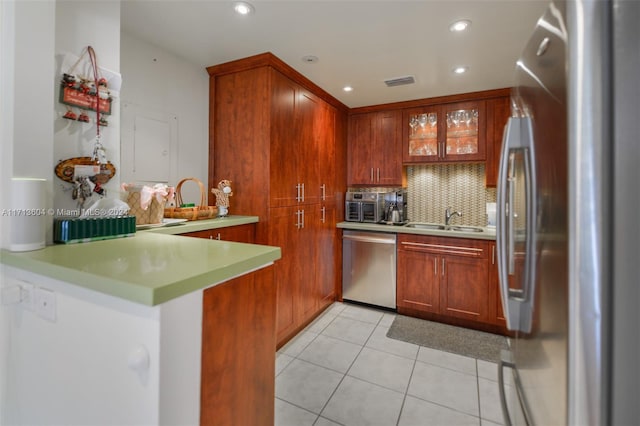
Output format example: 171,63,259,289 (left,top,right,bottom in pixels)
347,163,496,226
407,163,496,226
